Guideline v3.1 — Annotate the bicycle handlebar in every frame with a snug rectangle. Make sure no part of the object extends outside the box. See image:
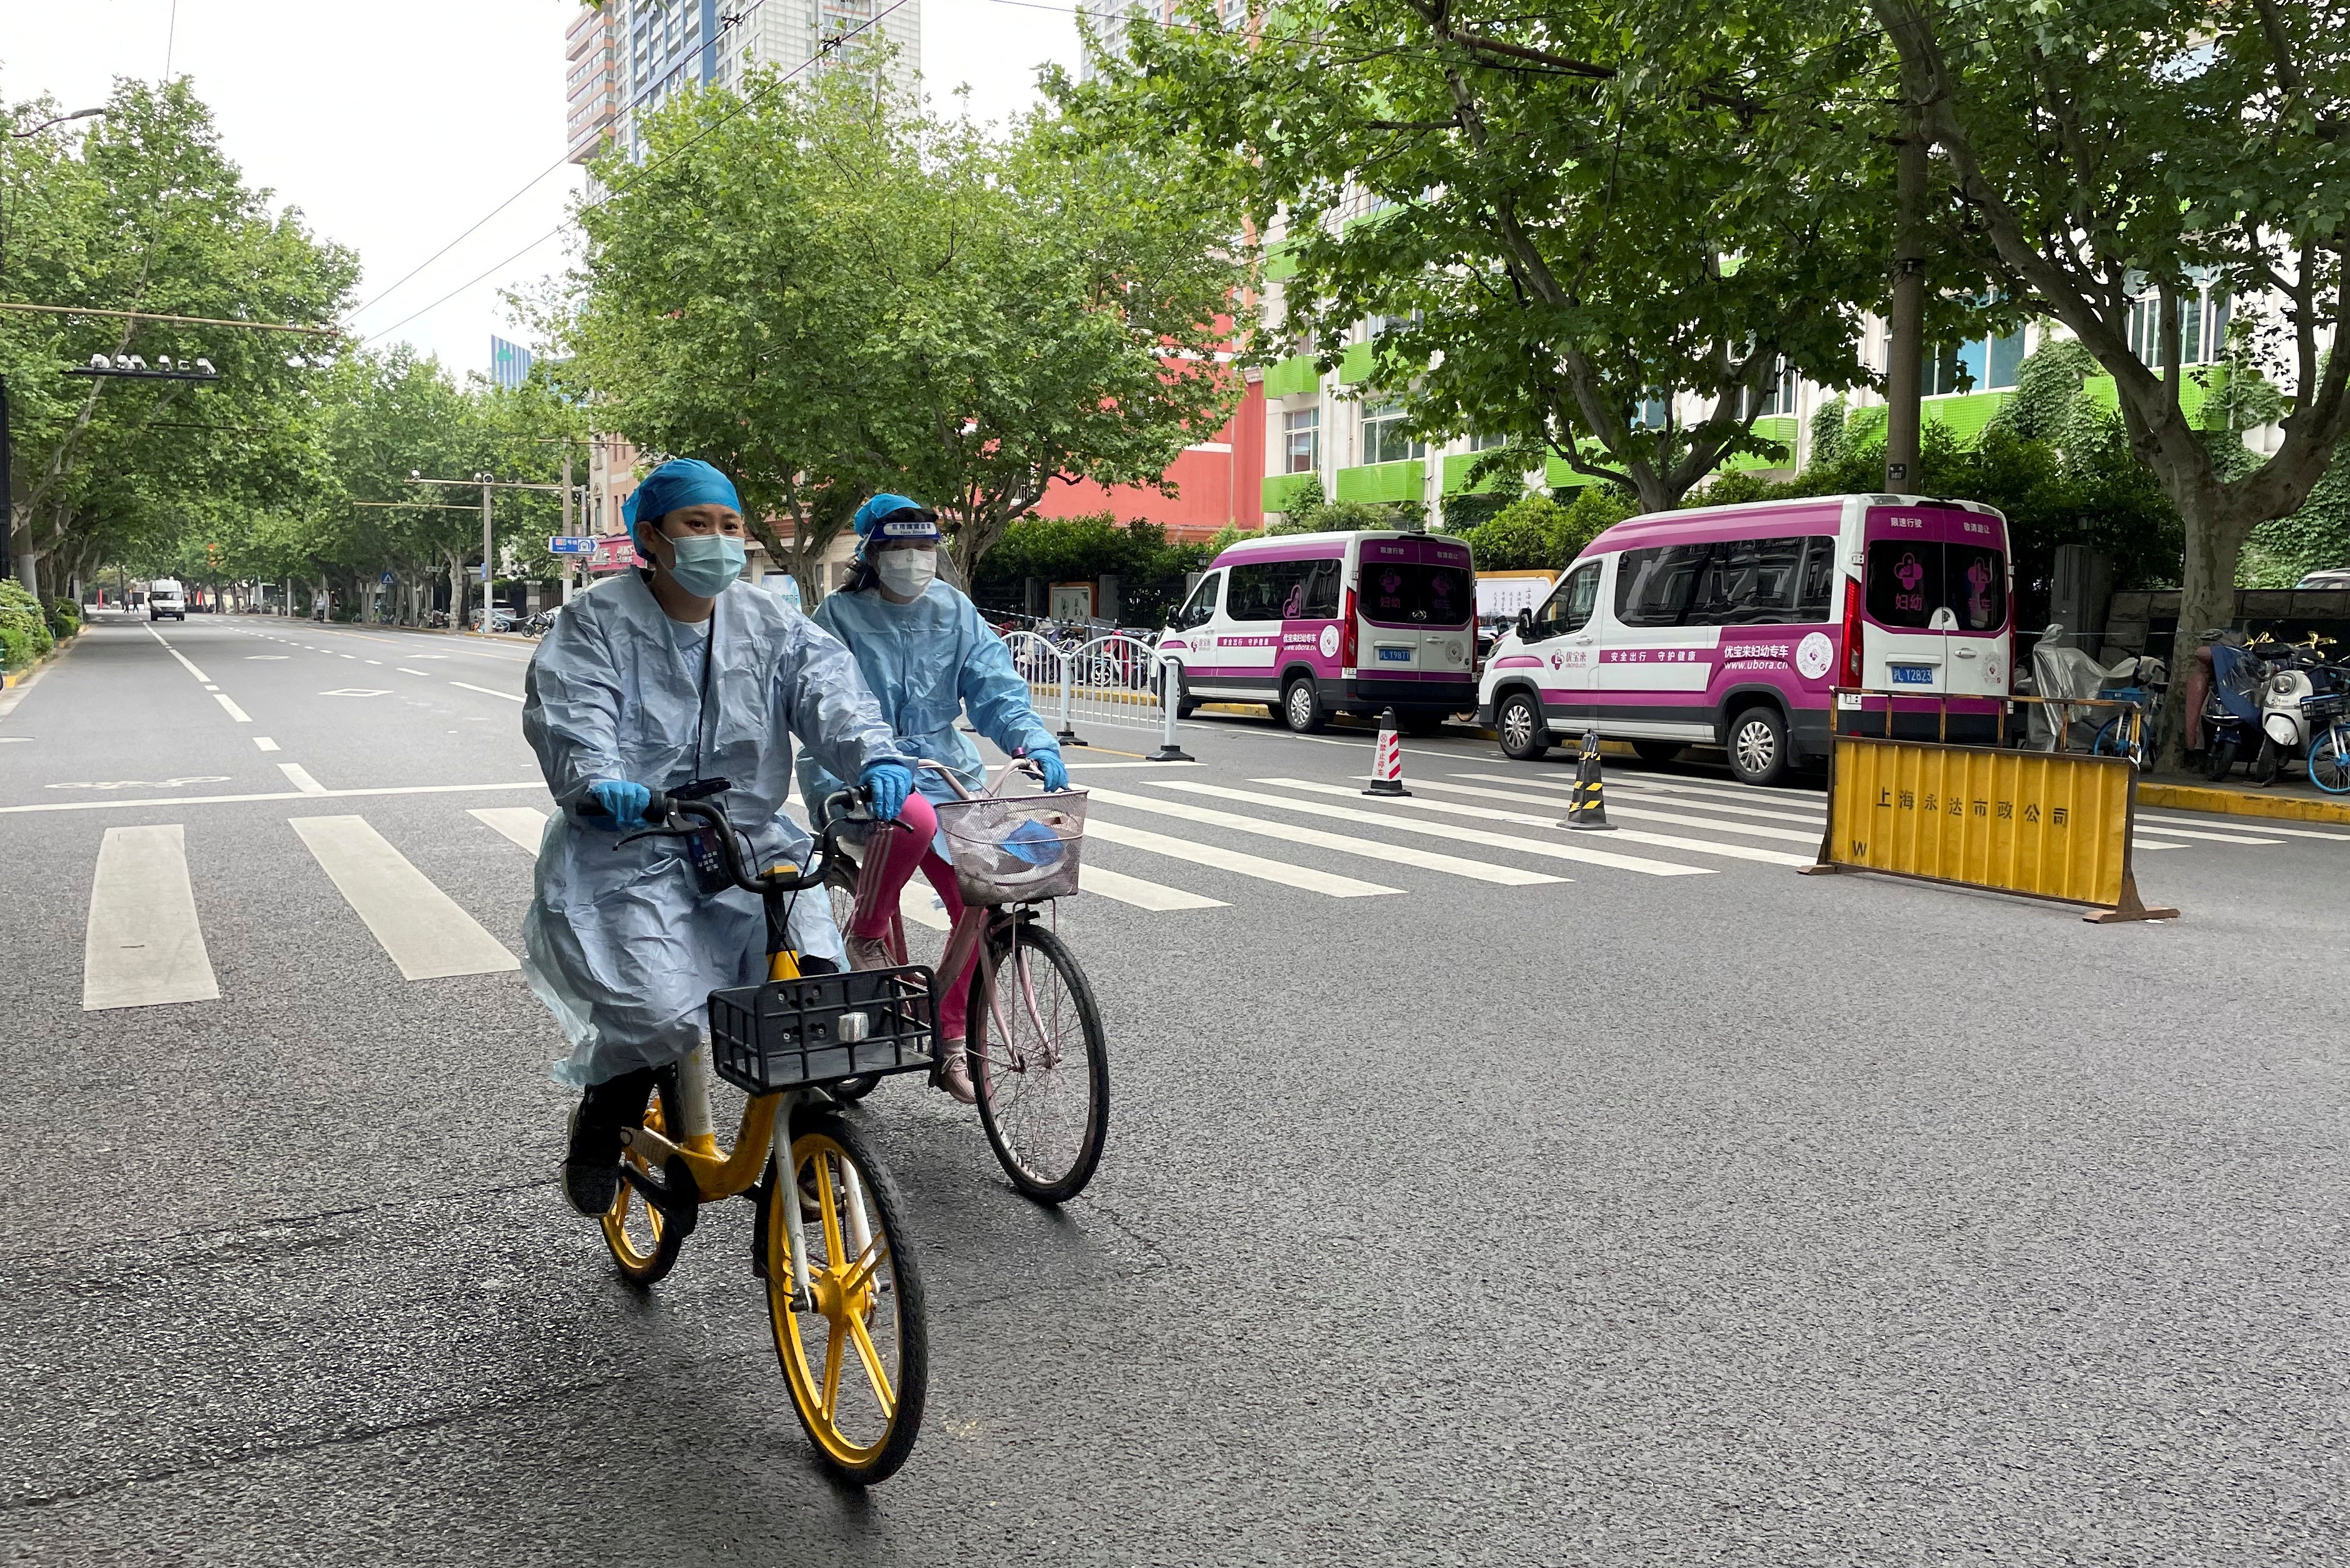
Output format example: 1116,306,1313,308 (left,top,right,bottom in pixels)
578,785,869,896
